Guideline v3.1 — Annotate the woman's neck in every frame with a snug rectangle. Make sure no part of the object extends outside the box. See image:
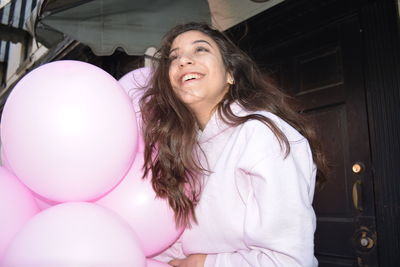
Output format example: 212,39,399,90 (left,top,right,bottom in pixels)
195,110,212,130
190,104,216,130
